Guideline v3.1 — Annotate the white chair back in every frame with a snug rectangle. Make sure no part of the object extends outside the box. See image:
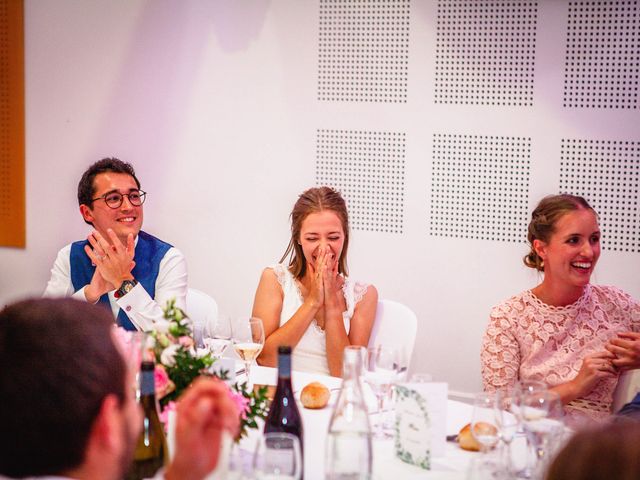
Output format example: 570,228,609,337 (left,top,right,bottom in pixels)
612,369,640,412
186,288,219,338
367,299,418,373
